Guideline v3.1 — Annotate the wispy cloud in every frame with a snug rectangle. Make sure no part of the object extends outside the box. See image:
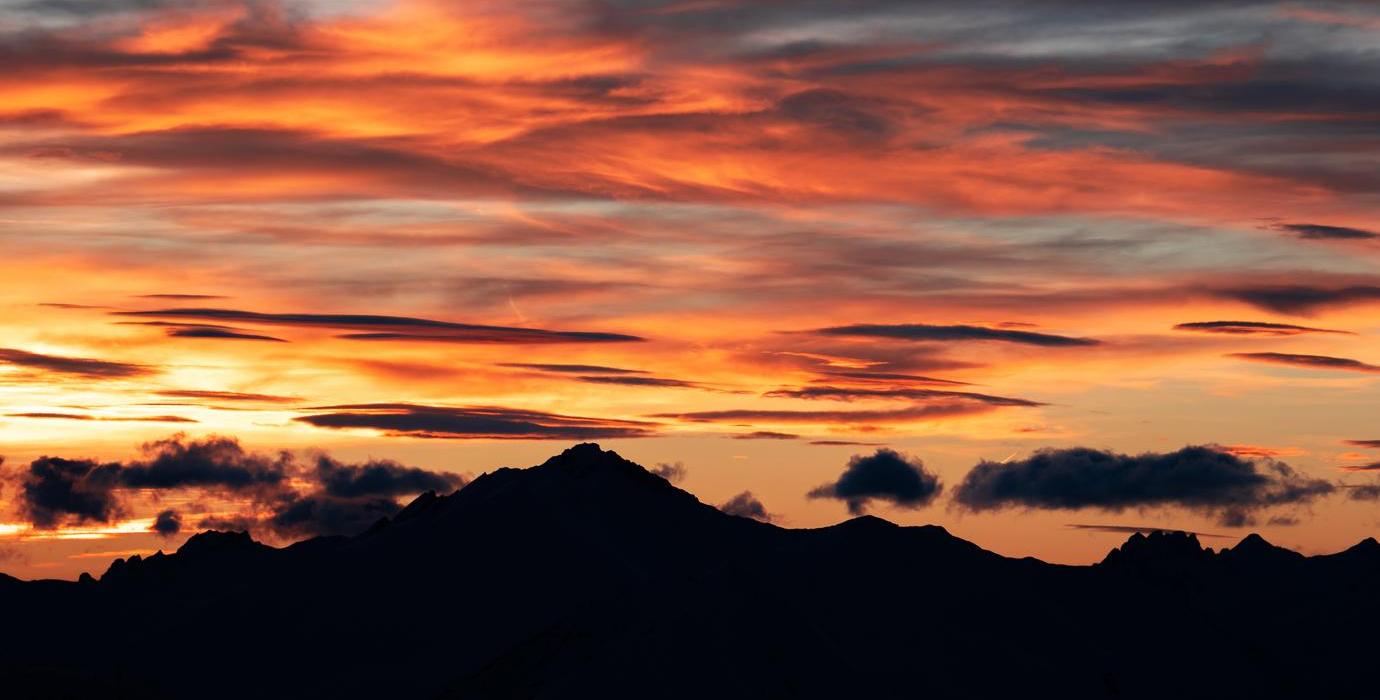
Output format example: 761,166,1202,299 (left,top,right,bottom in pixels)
764,385,1043,407
1066,523,1227,538
297,403,658,440
1273,223,1378,241
1229,352,1380,373
155,390,301,404
498,363,647,375
1174,320,1349,336
115,308,643,344
0,348,152,379
809,323,1100,347
654,402,1010,425
8,412,195,423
